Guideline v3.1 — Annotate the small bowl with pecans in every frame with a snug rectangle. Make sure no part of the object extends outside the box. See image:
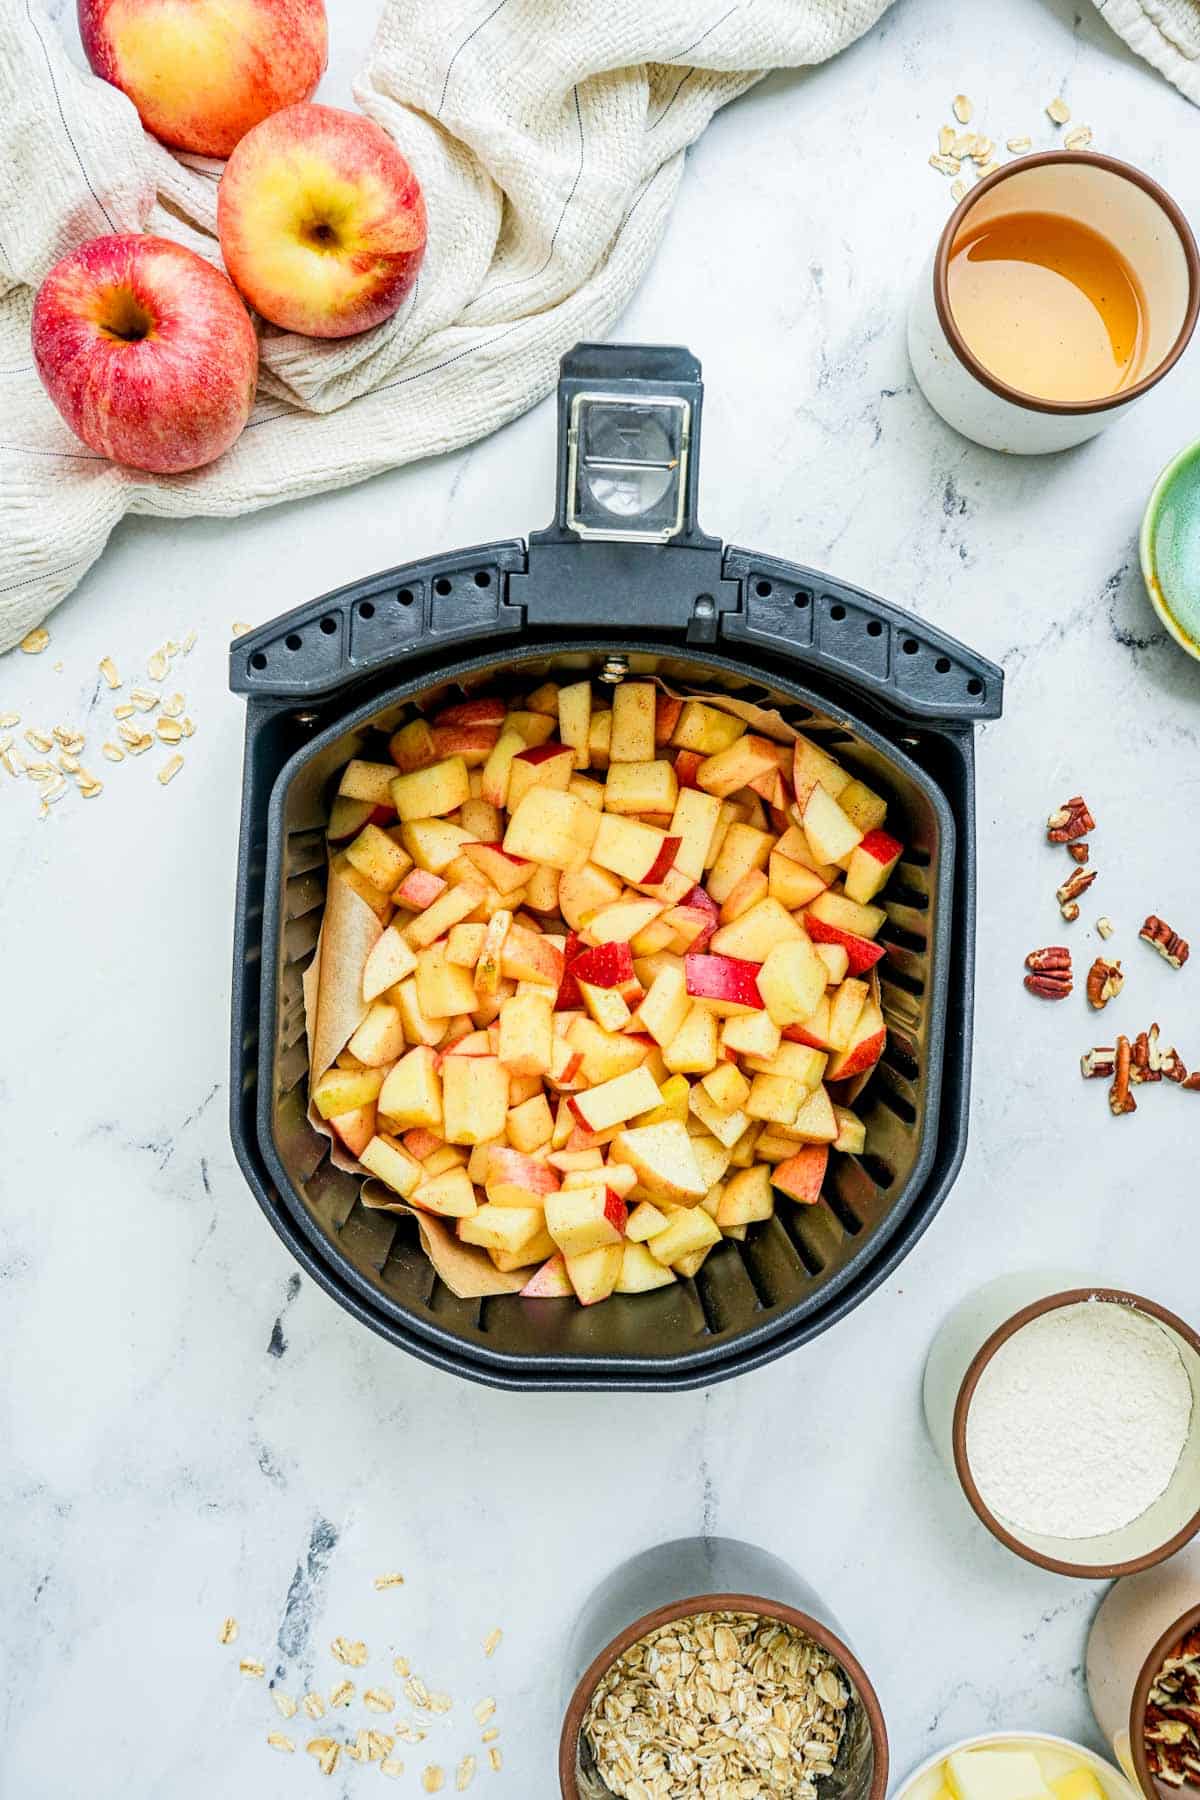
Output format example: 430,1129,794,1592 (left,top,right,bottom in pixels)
559,1538,888,1800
